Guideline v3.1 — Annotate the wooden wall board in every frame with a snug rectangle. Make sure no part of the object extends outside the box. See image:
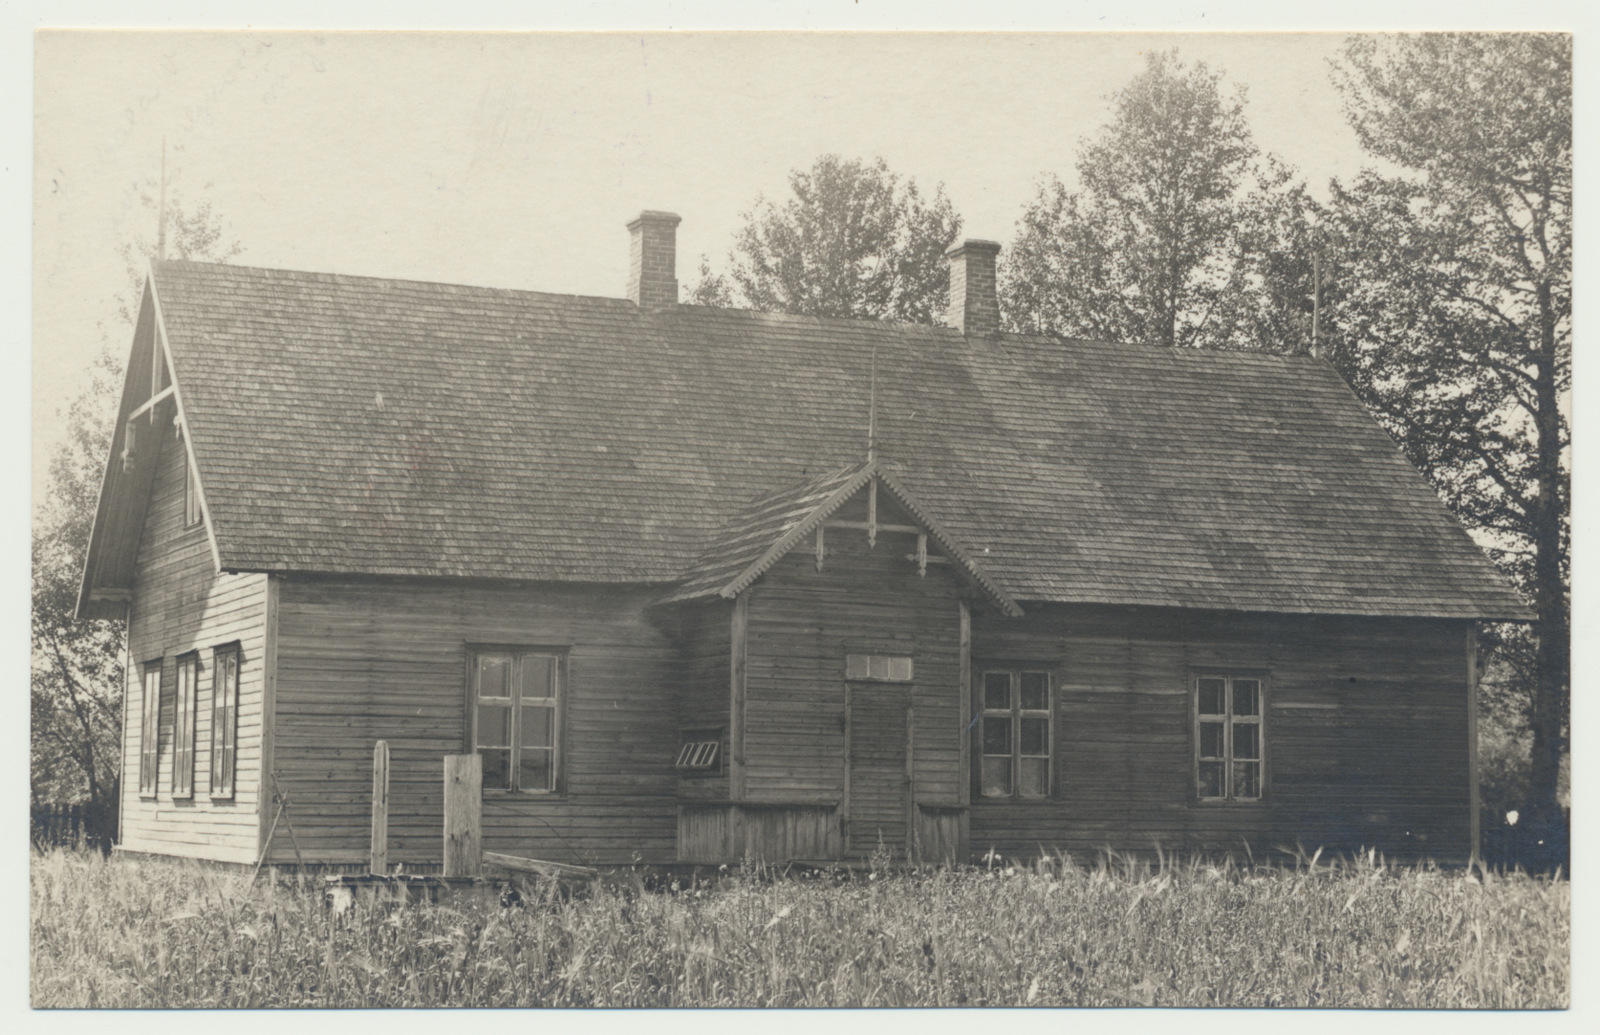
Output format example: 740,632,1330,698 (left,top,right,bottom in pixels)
120,430,268,864
966,604,1476,861
268,577,680,866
